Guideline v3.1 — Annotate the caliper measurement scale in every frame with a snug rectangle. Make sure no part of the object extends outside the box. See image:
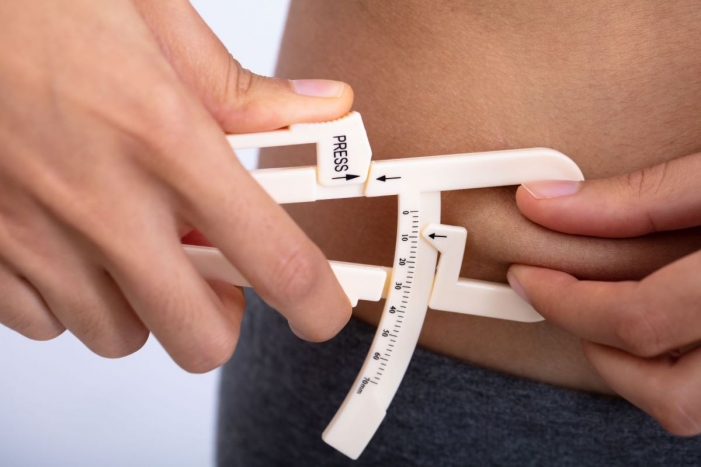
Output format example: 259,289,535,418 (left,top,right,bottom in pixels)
184,112,584,459
326,190,440,457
